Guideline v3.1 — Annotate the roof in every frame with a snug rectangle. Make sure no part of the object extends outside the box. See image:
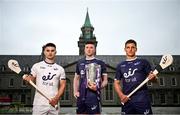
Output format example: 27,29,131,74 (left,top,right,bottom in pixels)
0,55,180,73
